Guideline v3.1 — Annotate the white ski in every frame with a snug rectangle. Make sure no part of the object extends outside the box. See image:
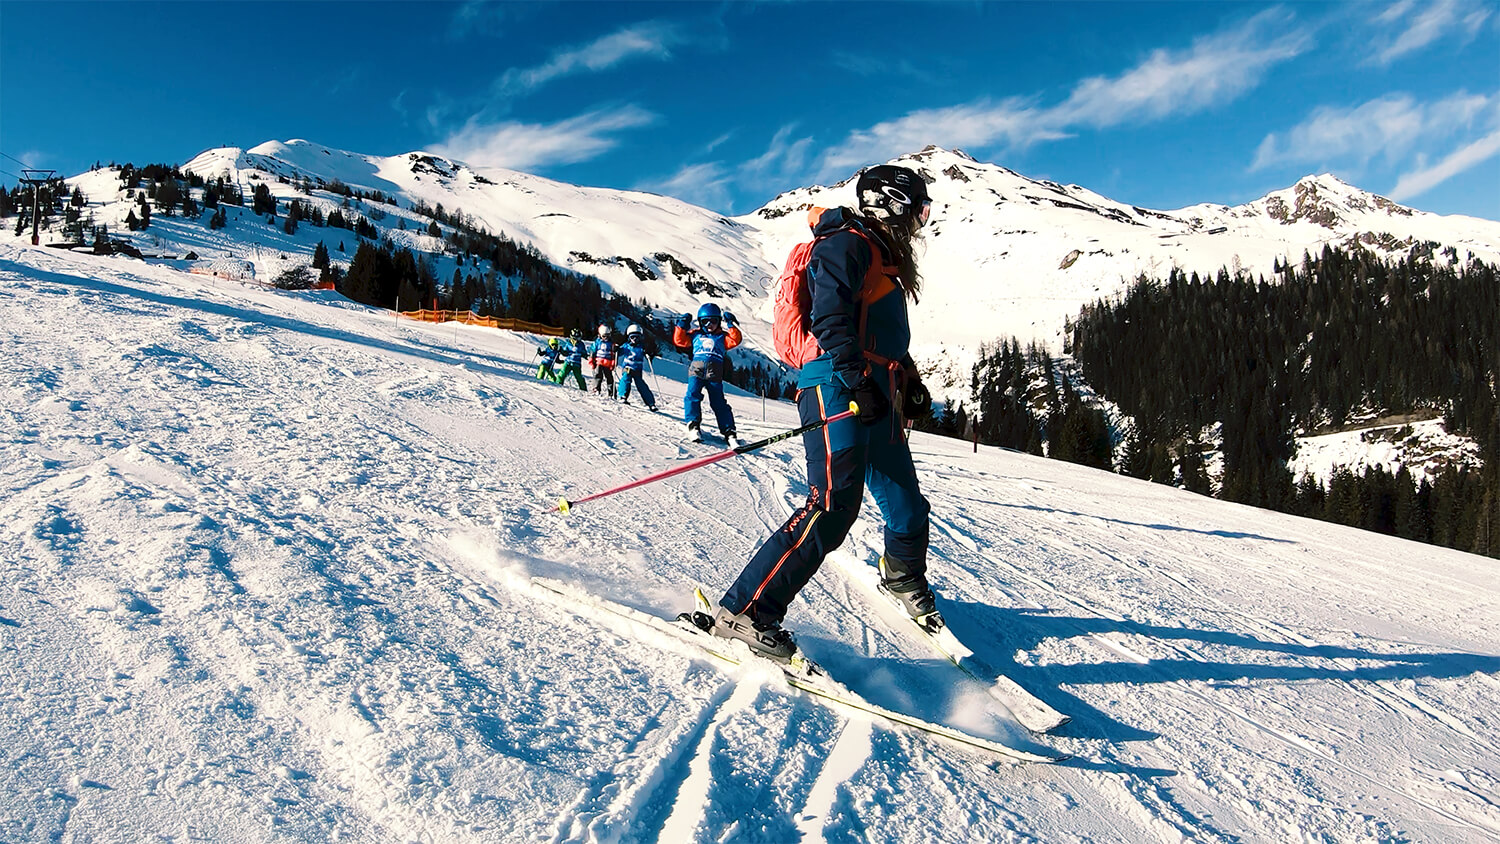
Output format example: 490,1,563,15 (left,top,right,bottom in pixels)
530,577,1067,764
829,555,1072,734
